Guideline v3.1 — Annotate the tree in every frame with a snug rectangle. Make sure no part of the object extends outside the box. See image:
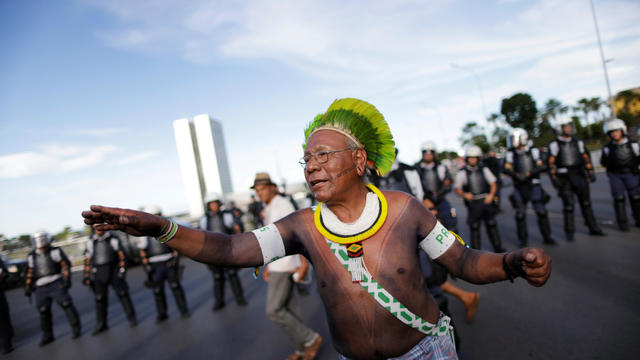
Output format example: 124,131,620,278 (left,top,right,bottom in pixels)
459,121,491,153
574,97,604,139
500,93,538,133
541,98,568,123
